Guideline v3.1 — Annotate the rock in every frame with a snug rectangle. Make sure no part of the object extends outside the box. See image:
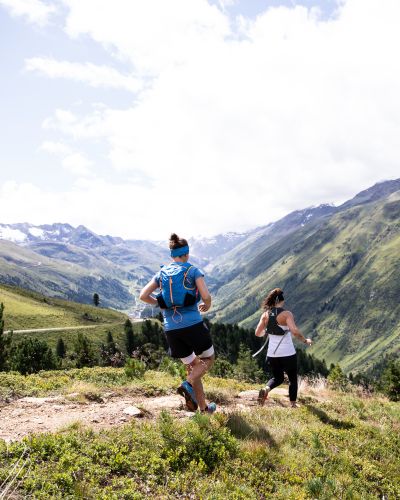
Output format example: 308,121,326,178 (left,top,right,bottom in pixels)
237,390,259,399
123,406,143,417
